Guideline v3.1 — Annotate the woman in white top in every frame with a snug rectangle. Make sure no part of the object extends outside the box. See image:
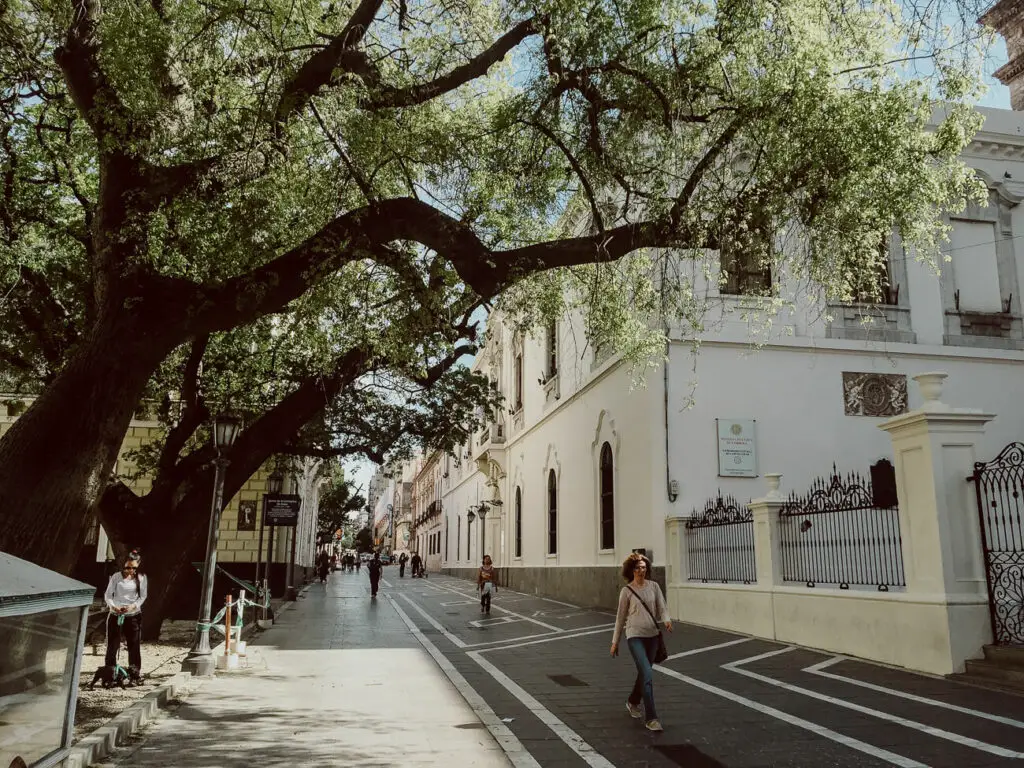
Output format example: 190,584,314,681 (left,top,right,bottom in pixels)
610,553,672,732
104,556,148,672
